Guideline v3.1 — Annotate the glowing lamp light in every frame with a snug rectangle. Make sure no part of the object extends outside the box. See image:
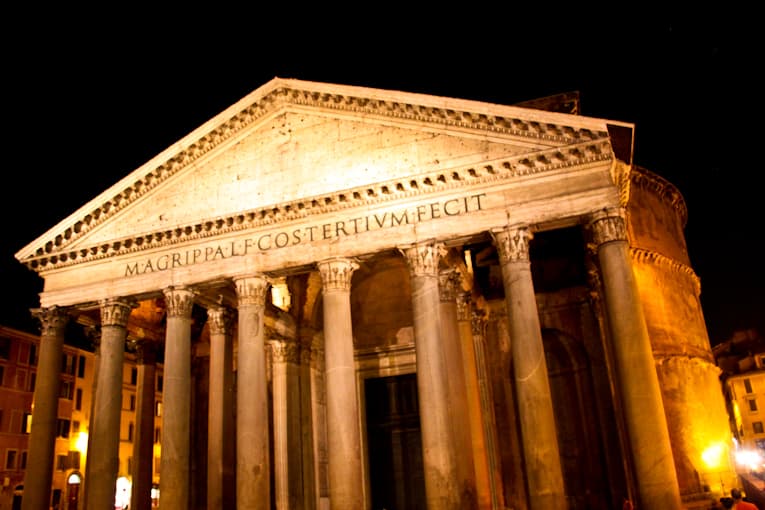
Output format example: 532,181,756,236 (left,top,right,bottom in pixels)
702,443,725,469
75,432,88,454
735,448,763,471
